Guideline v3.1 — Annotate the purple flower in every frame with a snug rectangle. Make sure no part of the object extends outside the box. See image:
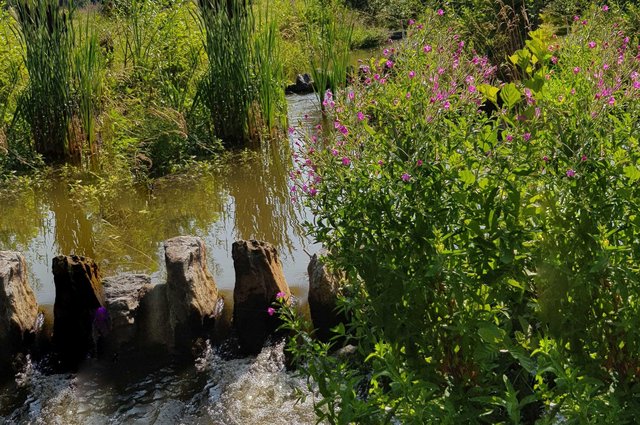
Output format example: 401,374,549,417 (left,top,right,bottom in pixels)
581,155,587,162
406,92,411,99
330,148,338,156
357,111,365,121
573,67,580,74
276,291,286,300
309,187,317,197
423,45,432,53
348,91,355,100
566,169,576,177
401,173,411,182
602,5,609,11
386,60,394,69
416,159,423,166
523,132,531,141
437,9,444,16
408,70,416,78
588,41,597,49
342,157,351,166
288,127,295,135
408,19,415,26
377,160,384,166
267,307,276,316
443,101,451,110
506,134,514,142
543,155,549,162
